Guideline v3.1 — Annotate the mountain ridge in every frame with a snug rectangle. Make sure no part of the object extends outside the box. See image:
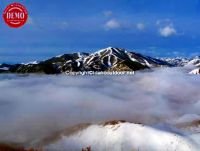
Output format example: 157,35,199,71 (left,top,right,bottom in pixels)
0,47,171,74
